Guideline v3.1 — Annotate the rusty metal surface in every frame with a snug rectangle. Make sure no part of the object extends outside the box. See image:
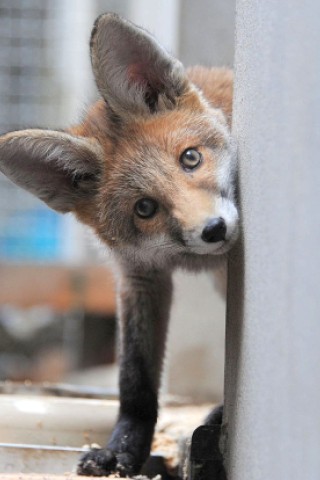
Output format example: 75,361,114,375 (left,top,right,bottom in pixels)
0,265,116,313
